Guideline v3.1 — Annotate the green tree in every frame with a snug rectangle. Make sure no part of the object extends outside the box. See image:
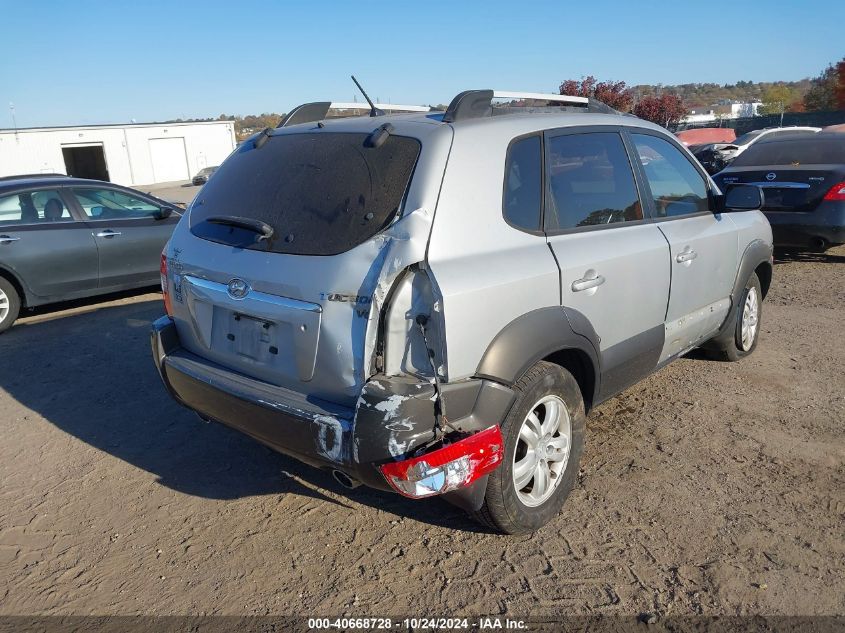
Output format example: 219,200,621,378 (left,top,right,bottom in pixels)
758,84,800,115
